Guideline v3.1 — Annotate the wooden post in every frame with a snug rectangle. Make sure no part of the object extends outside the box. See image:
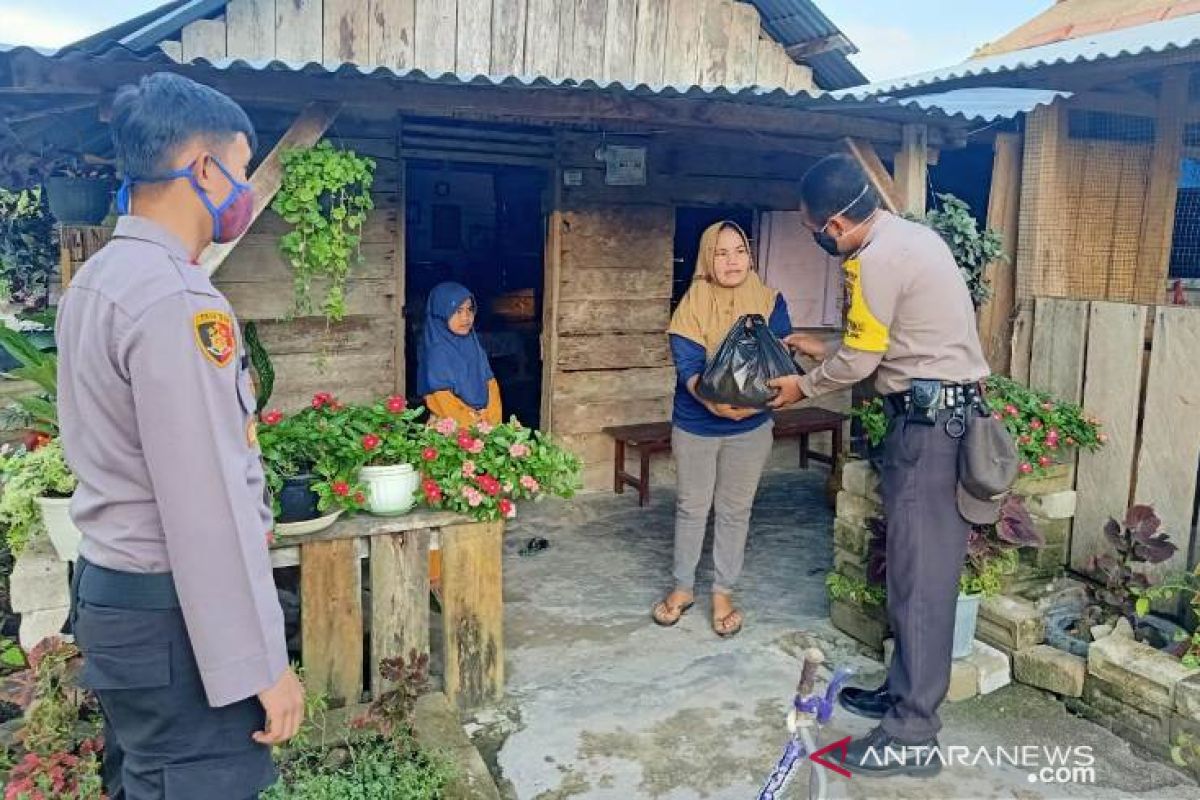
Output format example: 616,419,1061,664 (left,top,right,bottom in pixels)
977,132,1023,374
439,520,504,709
841,138,900,213
1016,102,1068,299
394,139,408,396
200,101,340,276
1134,67,1190,305
301,538,365,707
894,124,927,215
369,530,430,693
540,160,564,431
